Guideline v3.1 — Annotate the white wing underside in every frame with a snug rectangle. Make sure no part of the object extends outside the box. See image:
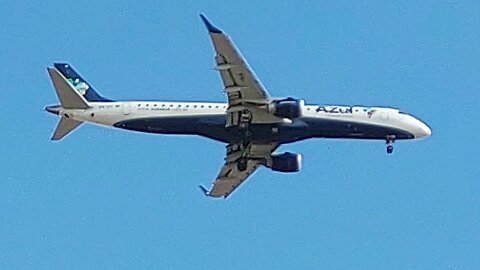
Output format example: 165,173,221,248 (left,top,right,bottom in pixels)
202,16,289,125
207,143,279,198
210,33,269,105
200,15,282,198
